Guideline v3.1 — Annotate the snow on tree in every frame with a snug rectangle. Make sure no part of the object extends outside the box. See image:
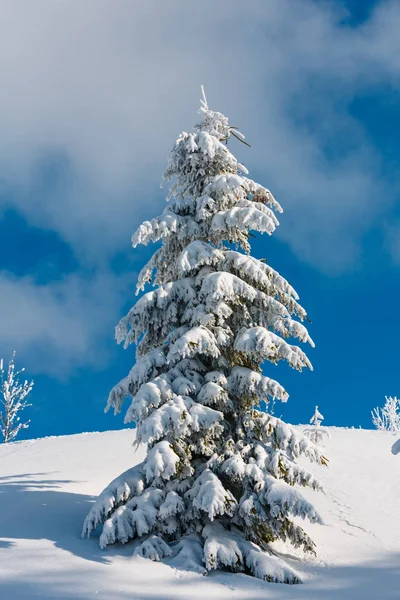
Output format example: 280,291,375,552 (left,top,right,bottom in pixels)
371,396,400,433
304,405,329,446
0,352,33,443
82,89,326,584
